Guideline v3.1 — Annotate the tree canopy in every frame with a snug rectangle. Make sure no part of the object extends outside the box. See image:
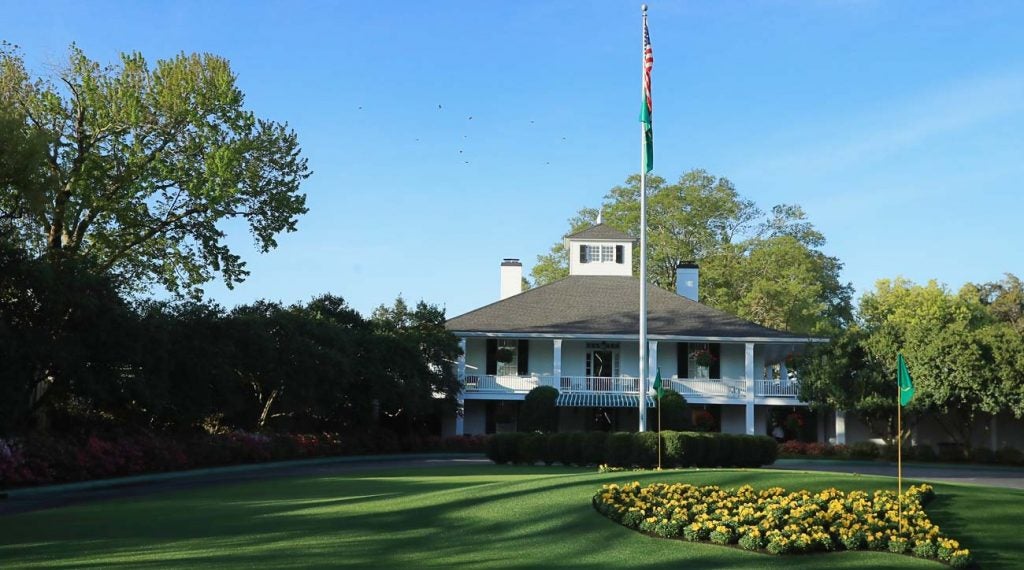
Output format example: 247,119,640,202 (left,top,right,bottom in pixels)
531,169,852,335
797,276,1024,446
0,43,309,294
